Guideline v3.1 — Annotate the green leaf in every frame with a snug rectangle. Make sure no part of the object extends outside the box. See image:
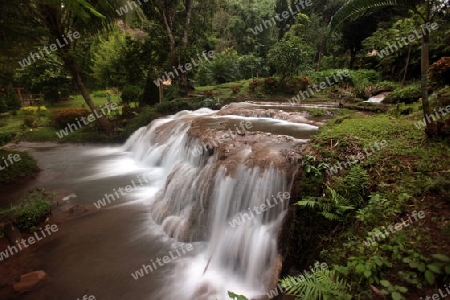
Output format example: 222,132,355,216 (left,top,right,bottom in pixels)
364,270,372,278
380,280,391,287
431,254,450,262
228,291,248,300
417,263,426,272
445,265,450,275
392,291,404,300
427,263,443,274
424,270,435,285
355,264,366,274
